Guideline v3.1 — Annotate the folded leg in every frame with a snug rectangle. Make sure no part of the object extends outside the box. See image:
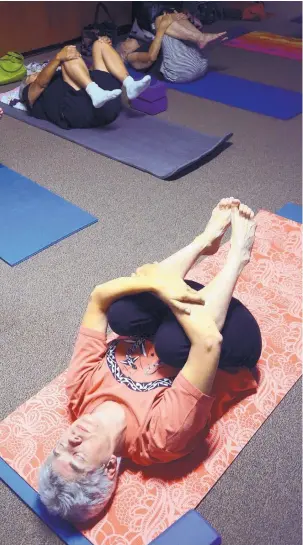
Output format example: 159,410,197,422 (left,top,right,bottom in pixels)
154,280,262,369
